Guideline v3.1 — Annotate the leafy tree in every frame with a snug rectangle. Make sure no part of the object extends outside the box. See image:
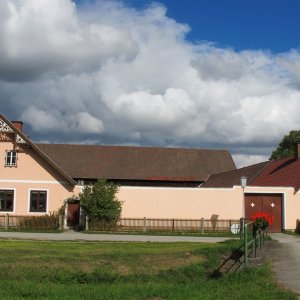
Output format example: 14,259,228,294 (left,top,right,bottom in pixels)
79,178,122,222
270,130,300,160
